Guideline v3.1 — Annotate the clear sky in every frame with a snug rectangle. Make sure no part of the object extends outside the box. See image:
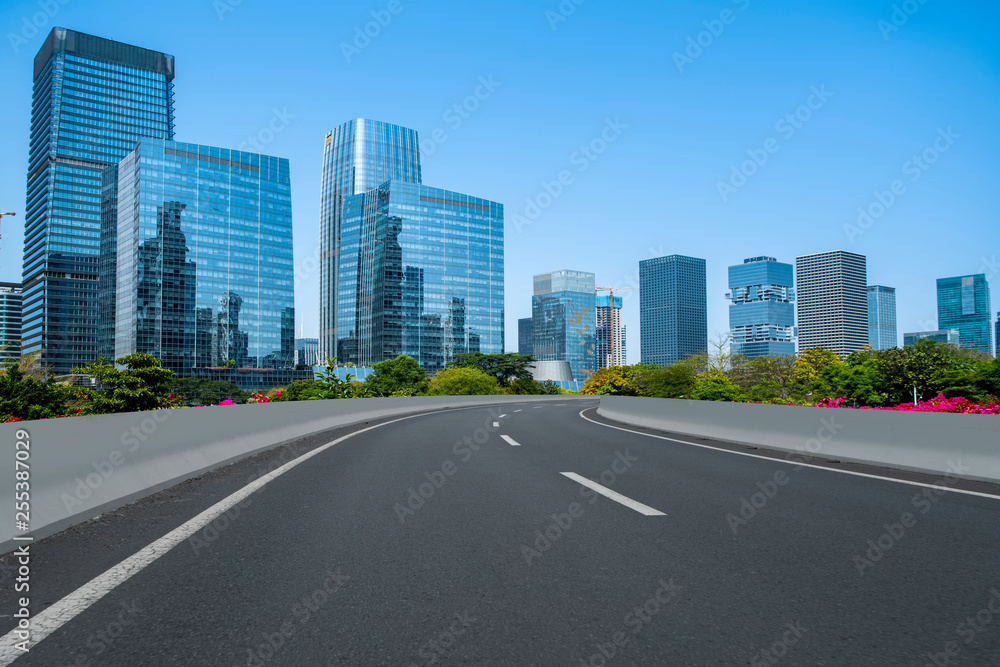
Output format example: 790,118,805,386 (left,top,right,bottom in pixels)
1,0,997,358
